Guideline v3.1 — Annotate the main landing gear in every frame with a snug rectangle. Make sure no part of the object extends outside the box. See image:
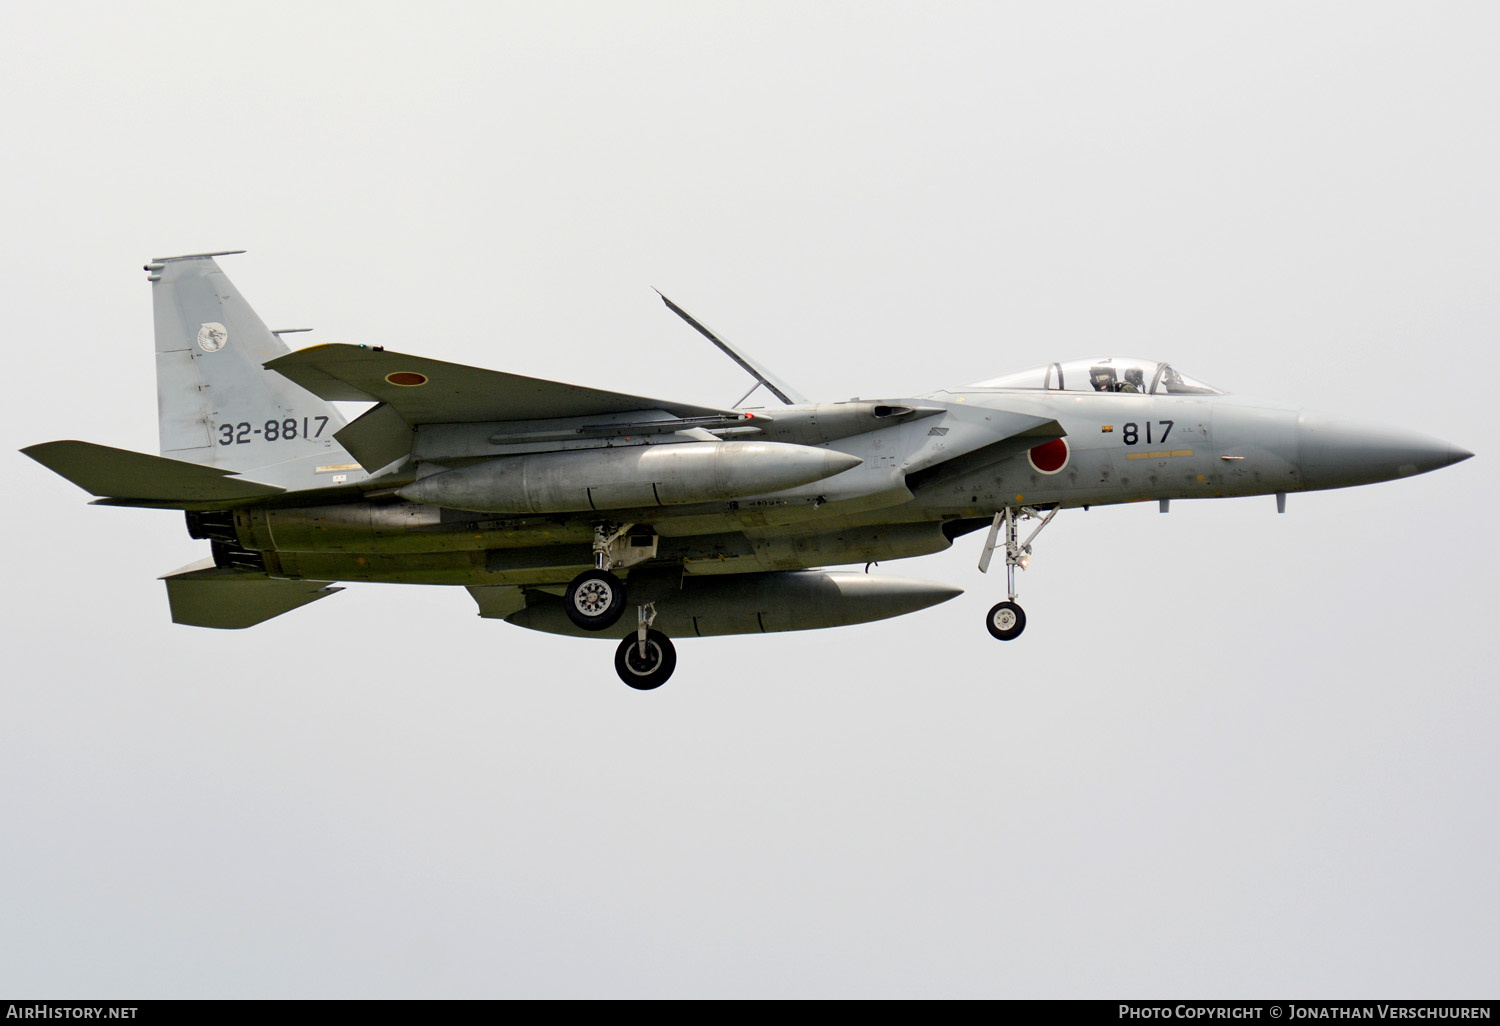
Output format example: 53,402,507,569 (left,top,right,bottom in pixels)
563,523,658,632
977,505,1059,641
563,524,680,689
565,569,625,631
